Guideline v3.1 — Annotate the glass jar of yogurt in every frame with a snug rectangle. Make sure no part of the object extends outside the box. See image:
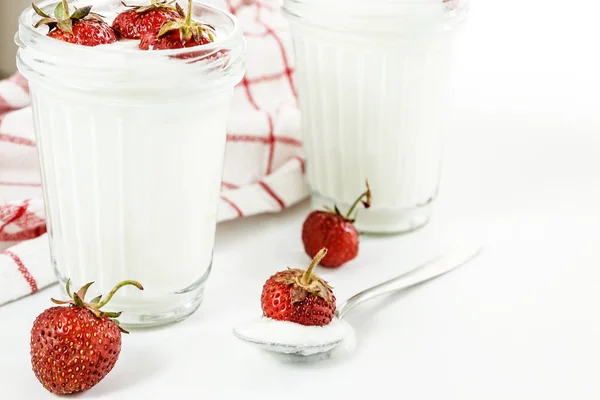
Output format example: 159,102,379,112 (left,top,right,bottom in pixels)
283,0,469,233
16,0,245,327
